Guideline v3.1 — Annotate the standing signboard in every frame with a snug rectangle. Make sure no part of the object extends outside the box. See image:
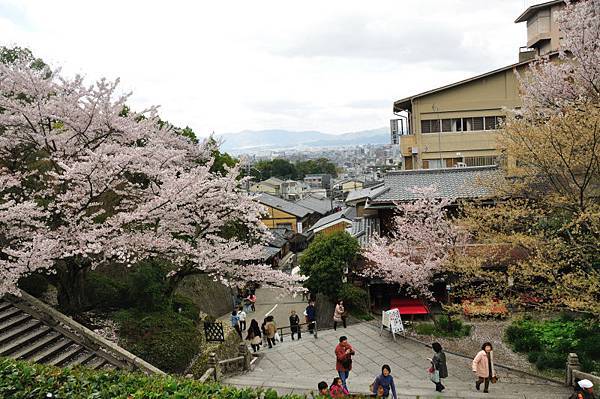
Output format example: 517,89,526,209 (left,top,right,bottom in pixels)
380,308,405,341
